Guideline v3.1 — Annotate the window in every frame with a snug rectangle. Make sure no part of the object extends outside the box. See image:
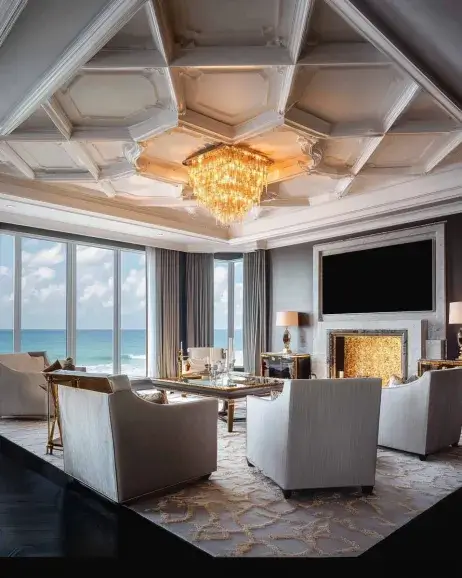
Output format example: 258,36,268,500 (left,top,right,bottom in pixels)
0,234,14,353
21,237,67,360
0,229,147,375
213,257,243,367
